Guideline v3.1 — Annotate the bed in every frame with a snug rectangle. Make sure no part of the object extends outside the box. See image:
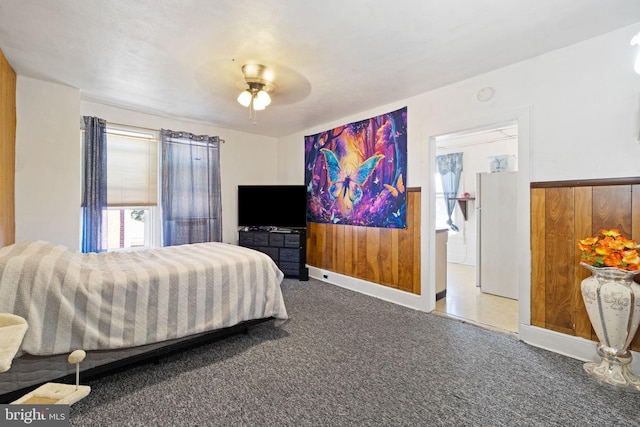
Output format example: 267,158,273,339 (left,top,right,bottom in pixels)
0,240,288,400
